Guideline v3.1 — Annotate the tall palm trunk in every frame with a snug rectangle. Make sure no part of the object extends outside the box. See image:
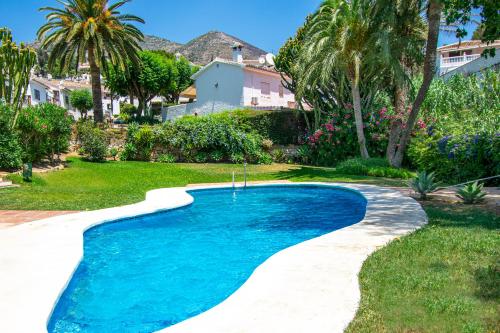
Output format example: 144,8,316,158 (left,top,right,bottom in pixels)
390,0,442,167
386,84,406,163
88,44,104,123
351,79,370,159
